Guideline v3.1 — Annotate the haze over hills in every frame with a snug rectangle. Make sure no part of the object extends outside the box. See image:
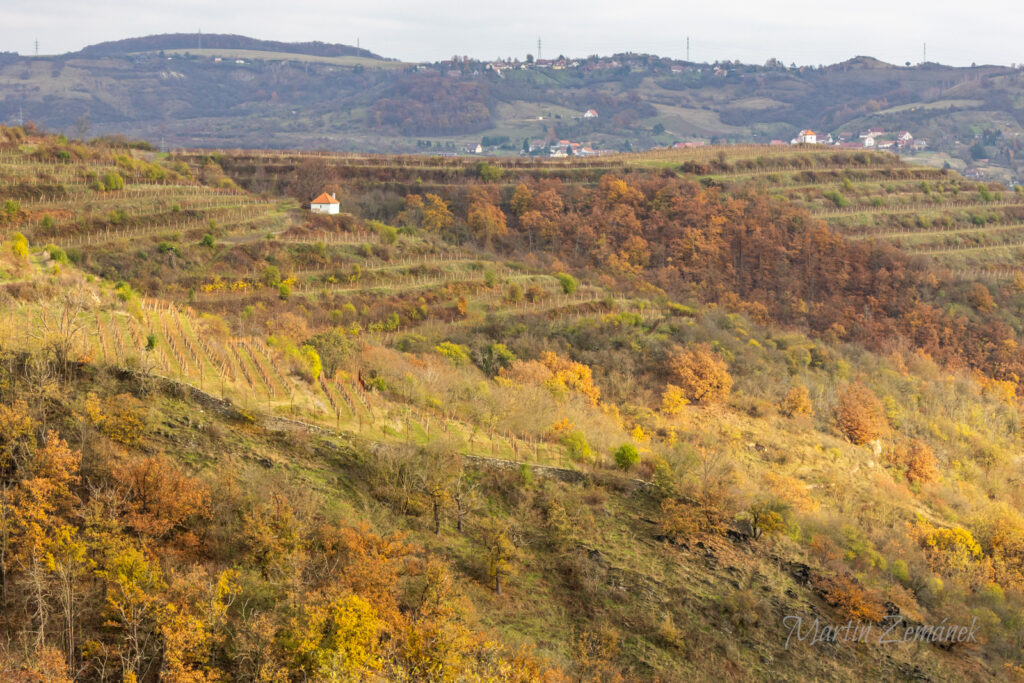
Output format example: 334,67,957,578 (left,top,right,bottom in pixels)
1,34,1023,182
